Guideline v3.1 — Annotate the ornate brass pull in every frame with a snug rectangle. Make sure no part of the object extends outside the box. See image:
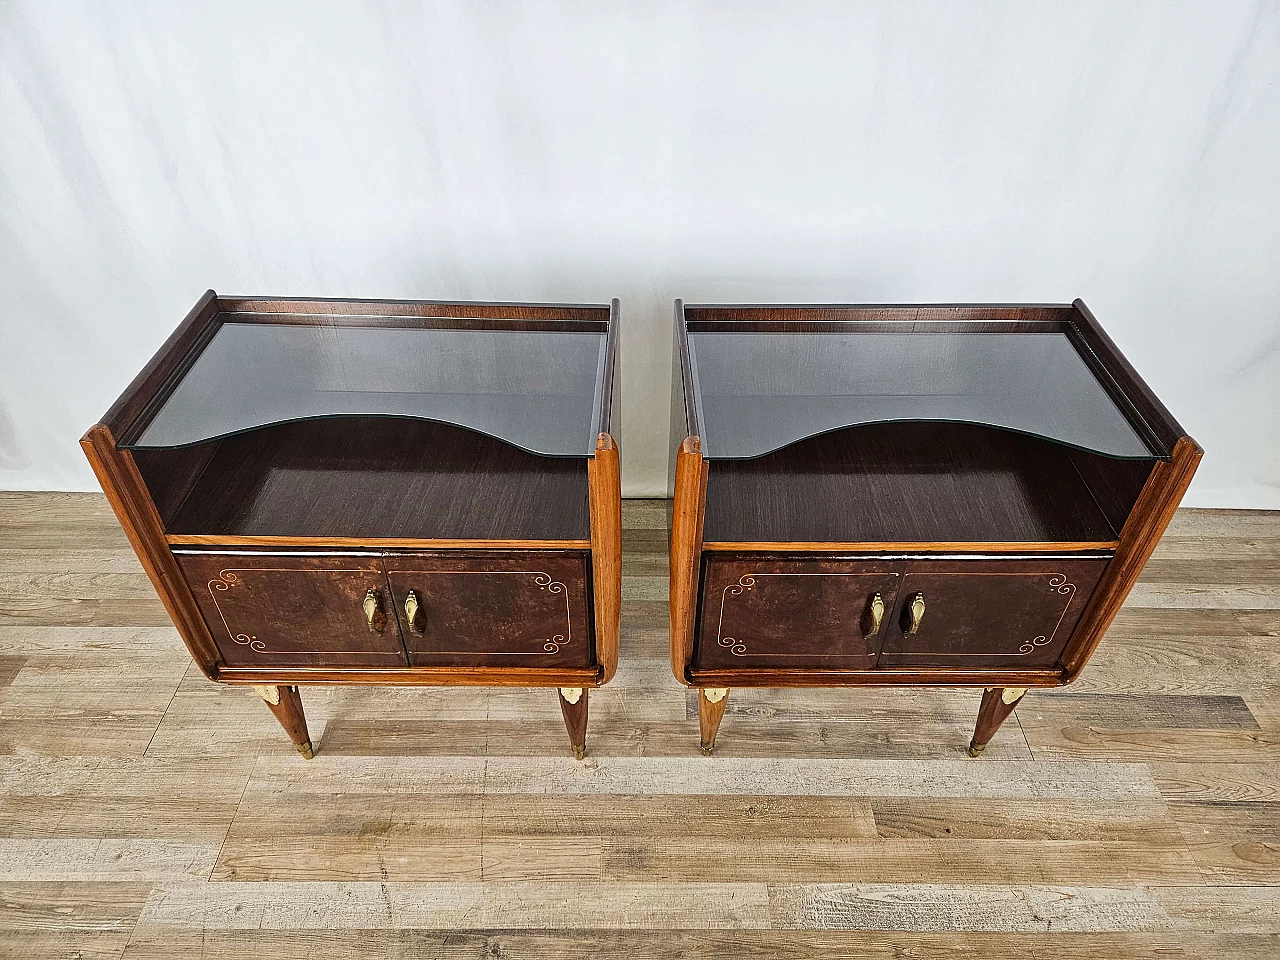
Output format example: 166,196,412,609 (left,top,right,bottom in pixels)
363,588,382,634
905,592,926,635
404,589,421,634
864,592,885,638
